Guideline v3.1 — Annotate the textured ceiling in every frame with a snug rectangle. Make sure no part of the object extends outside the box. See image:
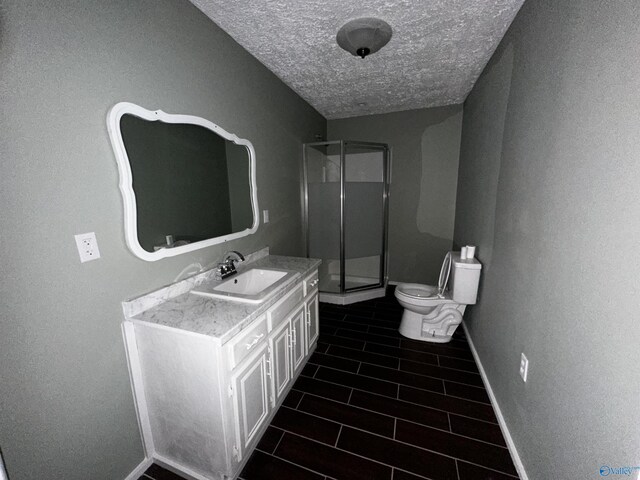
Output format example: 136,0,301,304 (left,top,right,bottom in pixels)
190,0,525,119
